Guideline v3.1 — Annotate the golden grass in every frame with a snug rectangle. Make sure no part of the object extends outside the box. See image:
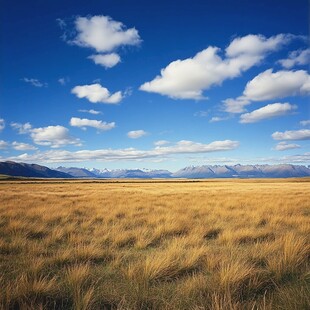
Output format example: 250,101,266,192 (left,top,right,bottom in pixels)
0,178,309,309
